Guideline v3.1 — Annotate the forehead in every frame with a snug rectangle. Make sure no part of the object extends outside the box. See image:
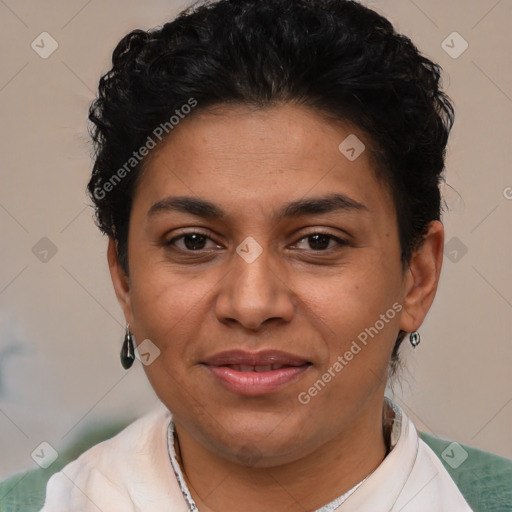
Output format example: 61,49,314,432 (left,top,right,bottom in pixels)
134,103,394,221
